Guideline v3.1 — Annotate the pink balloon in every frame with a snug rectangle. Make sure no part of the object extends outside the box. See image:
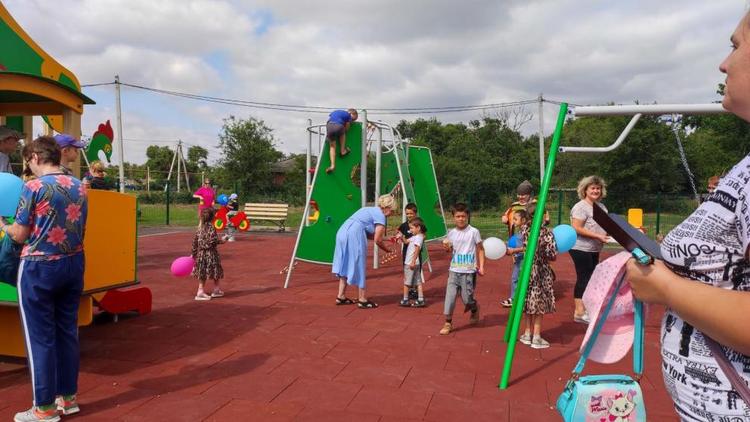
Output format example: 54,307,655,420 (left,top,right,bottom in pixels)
171,256,194,277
